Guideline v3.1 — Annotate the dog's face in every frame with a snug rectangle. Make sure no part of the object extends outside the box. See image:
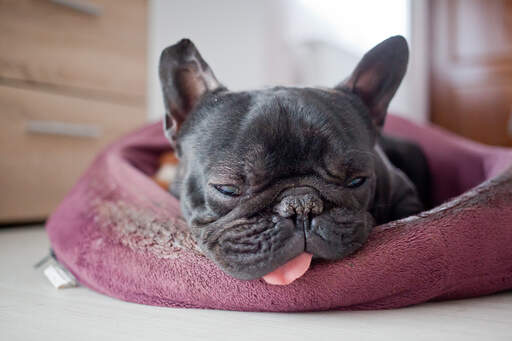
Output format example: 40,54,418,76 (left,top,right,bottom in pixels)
159,37,409,280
